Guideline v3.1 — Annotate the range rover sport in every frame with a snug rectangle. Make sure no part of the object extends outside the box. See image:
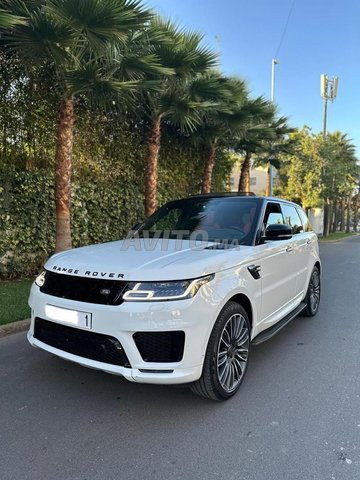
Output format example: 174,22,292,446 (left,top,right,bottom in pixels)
28,194,321,400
